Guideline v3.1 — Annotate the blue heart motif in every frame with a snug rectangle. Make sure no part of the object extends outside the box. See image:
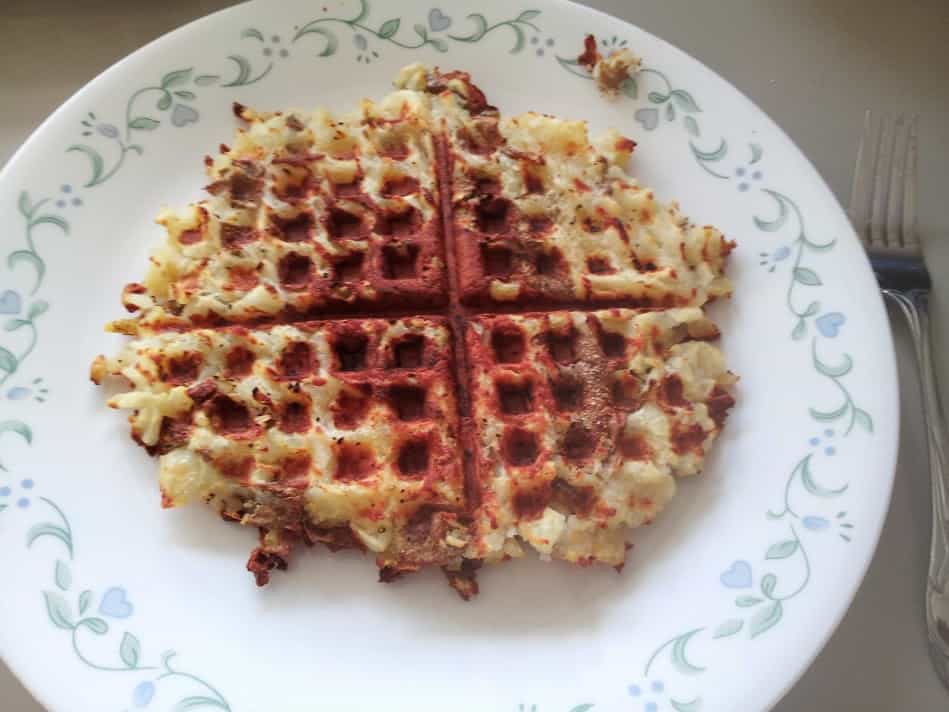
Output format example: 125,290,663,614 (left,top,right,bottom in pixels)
428,8,452,32
720,560,752,589
99,587,134,618
635,108,659,131
816,312,846,338
0,290,22,315
171,103,199,128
